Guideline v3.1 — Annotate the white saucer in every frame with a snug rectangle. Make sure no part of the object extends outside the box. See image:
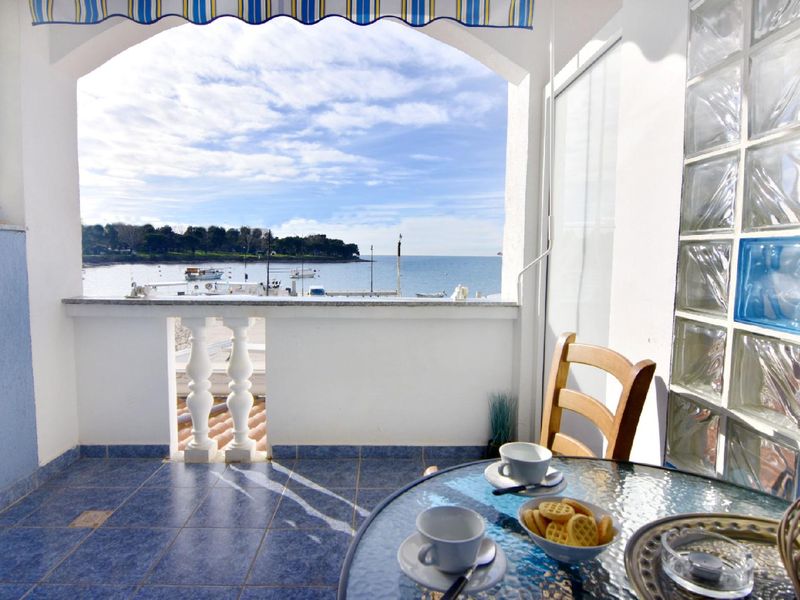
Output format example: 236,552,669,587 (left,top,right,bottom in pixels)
397,533,507,593
483,462,567,496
